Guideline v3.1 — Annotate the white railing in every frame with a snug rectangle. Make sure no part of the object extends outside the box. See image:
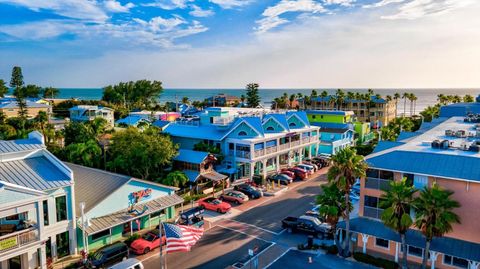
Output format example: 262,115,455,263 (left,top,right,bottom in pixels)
265,146,277,155
291,140,301,146
254,149,265,158
0,228,39,254
212,116,234,126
